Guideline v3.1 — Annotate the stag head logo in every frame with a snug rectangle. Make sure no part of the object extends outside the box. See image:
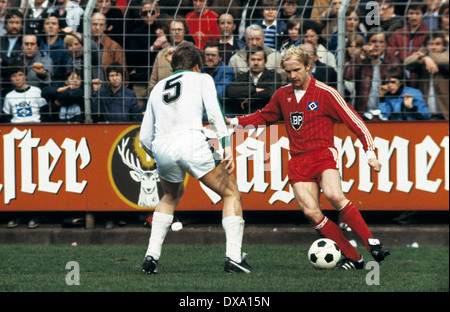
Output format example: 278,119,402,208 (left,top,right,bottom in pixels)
117,137,160,207
108,126,161,209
